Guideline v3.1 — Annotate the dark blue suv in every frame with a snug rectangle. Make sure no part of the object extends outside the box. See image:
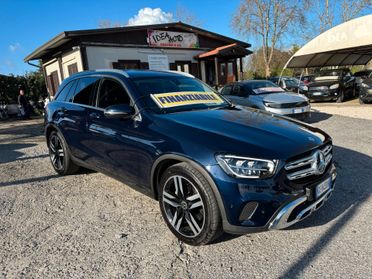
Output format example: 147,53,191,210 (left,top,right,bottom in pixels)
45,70,336,245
